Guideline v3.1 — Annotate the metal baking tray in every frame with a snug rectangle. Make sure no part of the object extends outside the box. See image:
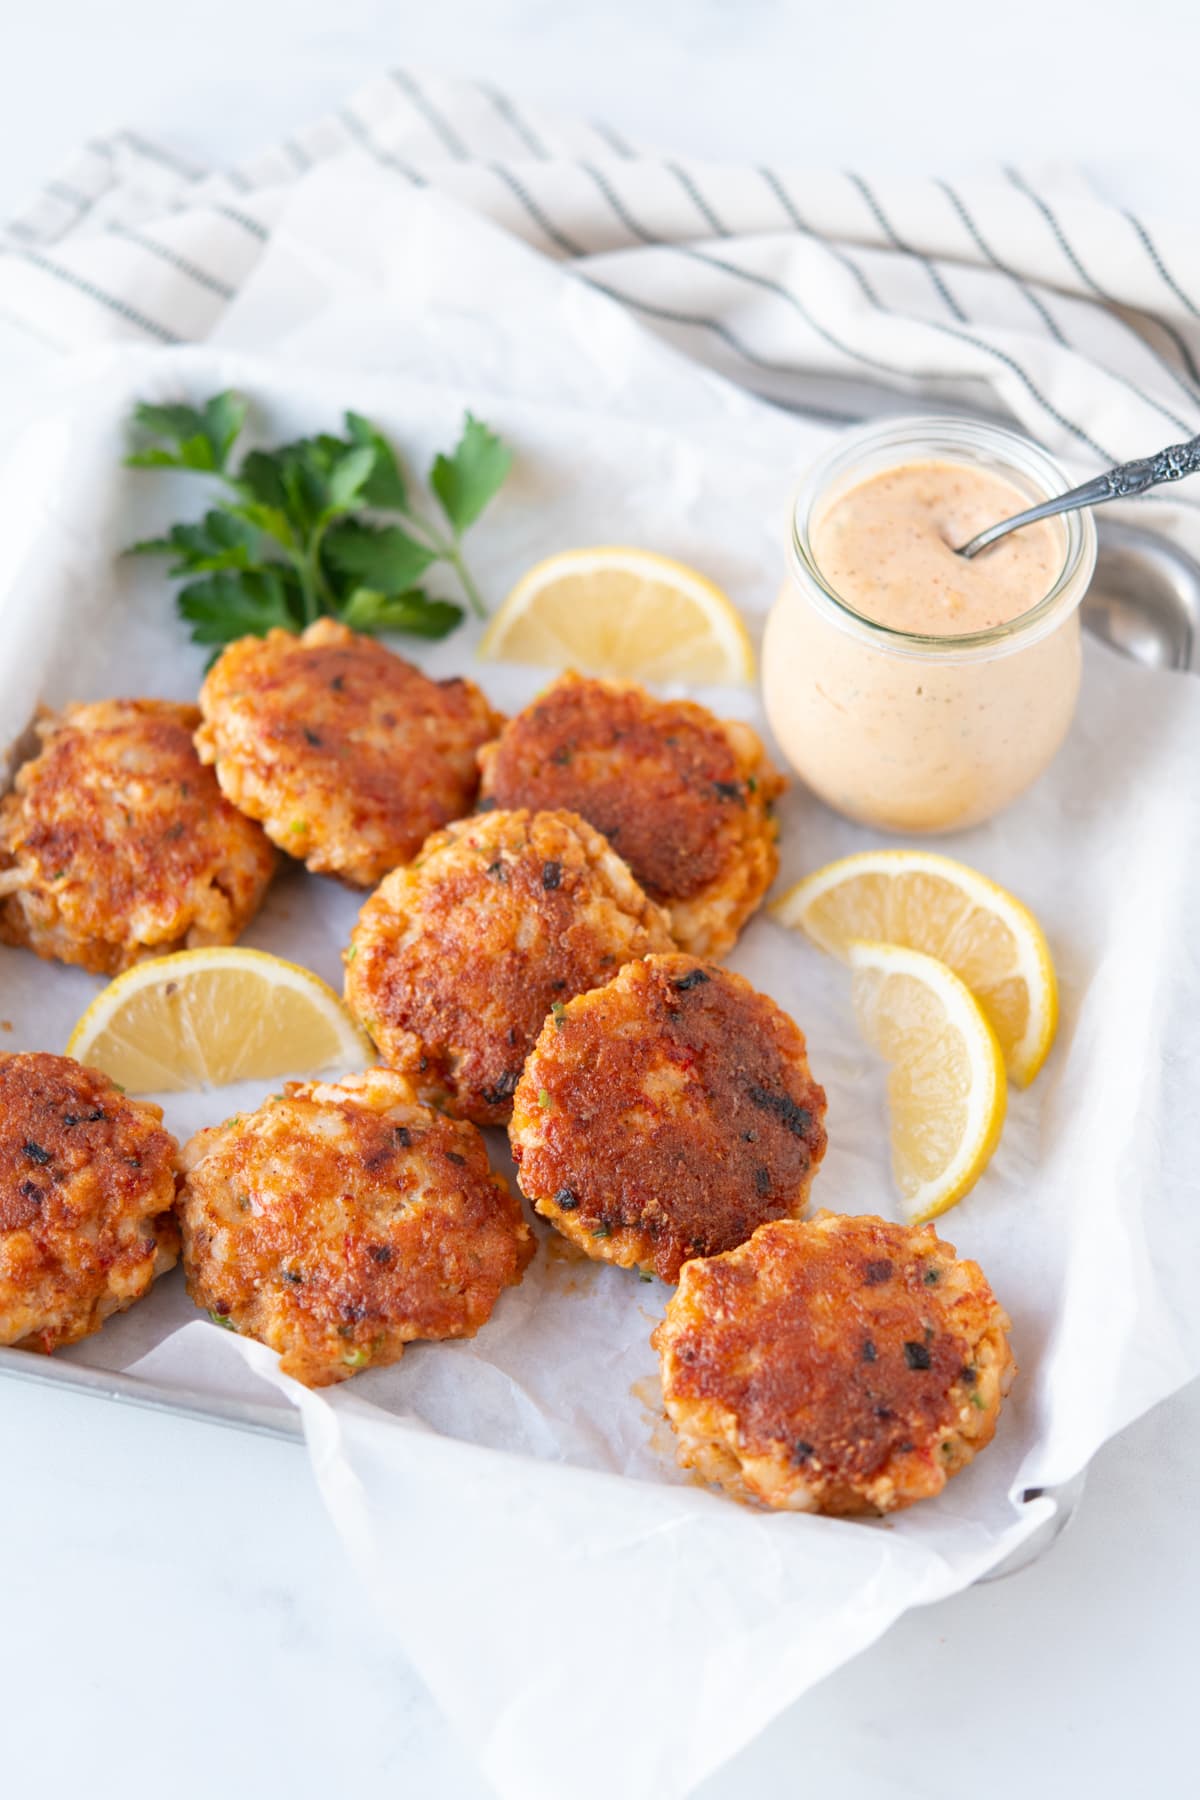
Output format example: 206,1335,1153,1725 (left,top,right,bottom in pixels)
1,514,1193,1578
